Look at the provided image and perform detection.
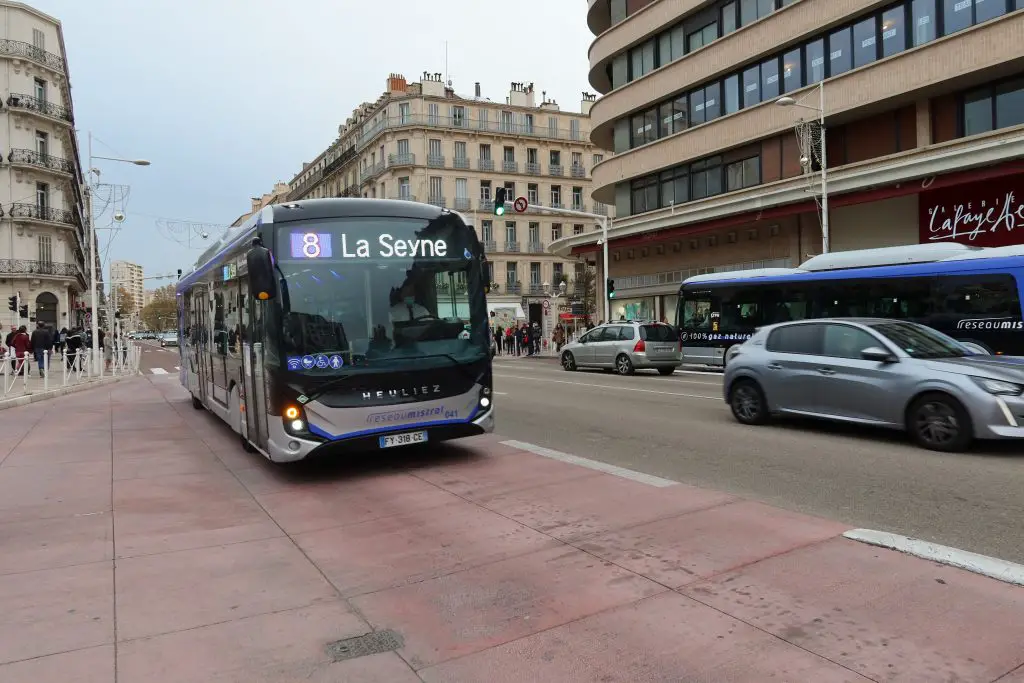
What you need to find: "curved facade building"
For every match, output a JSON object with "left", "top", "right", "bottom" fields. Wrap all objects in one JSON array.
[{"left": 555, "top": 0, "right": 1024, "bottom": 324}]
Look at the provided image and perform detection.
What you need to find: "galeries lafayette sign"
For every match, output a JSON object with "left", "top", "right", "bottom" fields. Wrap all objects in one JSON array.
[{"left": 919, "top": 173, "right": 1024, "bottom": 248}]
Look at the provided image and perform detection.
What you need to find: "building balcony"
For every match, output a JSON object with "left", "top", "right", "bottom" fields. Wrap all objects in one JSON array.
[
  {"left": 353, "top": 114, "right": 591, "bottom": 153},
  {"left": 482, "top": 239, "right": 498, "bottom": 252},
  {"left": 342, "top": 185, "right": 359, "bottom": 197},
  {"left": 9, "top": 202, "right": 77, "bottom": 228},
  {"left": 528, "top": 283, "right": 545, "bottom": 295},
  {"left": 0, "top": 39, "right": 66, "bottom": 72},
  {"left": 571, "top": 165, "right": 587, "bottom": 178},
  {"left": 427, "top": 155, "right": 446, "bottom": 168},
  {"left": 571, "top": 203, "right": 585, "bottom": 212},
  {"left": 527, "top": 242, "right": 545, "bottom": 254},
  {"left": 502, "top": 160, "right": 519, "bottom": 173},
  {"left": 8, "top": 148, "right": 73, "bottom": 175},
  {"left": 478, "top": 158, "right": 494, "bottom": 171},
  {"left": 550, "top": 202, "right": 564, "bottom": 209},
  {"left": 505, "top": 241, "right": 521, "bottom": 252},
  {"left": 0, "top": 258, "right": 85, "bottom": 289},
  {"left": 549, "top": 164, "right": 563, "bottom": 176},
  {"left": 526, "top": 162, "right": 541, "bottom": 175},
  {"left": 359, "top": 161, "right": 385, "bottom": 183},
  {"left": 388, "top": 153, "right": 415, "bottom": 168},
  {"left": 592, "top": 202, "right": 608, "bottom": 215},
  {"left": 427, "top": 195, "right": 446, "bottom": 208},
  {"left": 504, "top": 282, "right": 523, "bottom": 295},
  {"left": 6, "top": 93, "right": 73, "bottom": 124},
  {"left": 453, "top": 157, "right": 470, "bottom": 169},
  {"left": 480, "top": 199, "right": 494, "bottom": 212},
  {"left": 453, "top": 197, "right": 472, "bottom": 211}
]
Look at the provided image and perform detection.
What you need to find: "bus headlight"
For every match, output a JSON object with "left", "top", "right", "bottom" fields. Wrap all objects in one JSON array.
[
  {"left": 283, "top": 405, "right": 309, "bottom": 435},
  {"left": 479, "top": 387, "right": 492, "bottom": 410}
]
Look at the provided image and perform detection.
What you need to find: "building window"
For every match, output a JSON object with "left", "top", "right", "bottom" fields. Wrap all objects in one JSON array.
[
  {"left": 573, "top": 224, "right": 584, "bottom": 236},
  {"left": 550, "top": 150, "right": 561, "bottom": 166},
  {"left": 399, "top": 103, "right": 410, "bottom": 123},
  {"left": 505, "top": 221, "right": 517, "bottom": 243},
  {"left": 398, "top": 177, "right": 410, "bottom": 199},
  {"left": 36, "top": 182, "right": 49, "bottom": 210},
  {"left": 35, "top": 130, "right": 48, "bottom": 156},
  {"left": 572, "top": 187, "right": 583, "bottom": 209},
  {"left": 630, "top": 176, "right": 658, "bottom": 213},
  {"left": 528, "top": 183, "right": 539, "bottom": 204},
  {"left": 828, "top": 26, "right": 853, "bottom": 77},
  {"left": 480, "top": 180, "right": 491, "bottom": 200},
  {"left": 480, "top": 144, "right": 491, "bottom": 160},
  {"left": 912, "top": 0, "right": 937, "bottom": 46},
  {"left": 572, "top": 151, "right": 583, "bottom": 168},
  {"left": 481, "top": 220, "right": 493, "bottom": 242},
  {"left": 530, "top": 263, "right": 541, "bottom": 285},
  {"left": 570, "top": 119, "right": 581, "bottom": 140},
  {"left": 528, "top": 222, "right": 540, "bottom": 245},
  {"left": 506, "top": 262, "right": 518, "bottom": 285},
  {"left": 659, "top": 167, "right": 689, "bottom": 207},
  {"left": 501, "top": 111, "right": 513, "bottom": 133},
  {"left": 524, "top": 114, "right": 534, "bottom": 133},
  {"left": 687, "top": 23, "right": 717, "bottom": 52},
  {"left": 553, "top": 263, "right": 563, "bottom": 283},
  {"left": 961, "top": 76, "right": 1024, "bottom": 137},
  {"left": 881, "top": 6, "right": 907, "bottom": 57},
  {"left": 428, "top": 176, "right": 443, "bottom": 200},
  {"left": 34, "top": 78, "right": 46, "bottom": 102},
  {"left": 551, "top": 223, "right": 562, "bottom": 241},
  {"left": 38, "top": 235, "right": 52, "bottom": 263},
  {"left": 455, "top": 178, "right": 468, "bottom": 200},
  {"left": 452, "top": 106, "right": 466, "bottom": 126},
  {"left": 631, "top": 107, "right": 658, "bottom": 146},
  {"left": 629, "top": 40, "right": 656, "bottom": 80},
  {"left": 726, "top": 156, "right": 761, "bottom": 191},
  {"left": 963, "top": 87, "right": 993, "bottom": 136},
  {"left": 503, "top": 146, "right": 515, "bottom": 162},
  {"left": 852, "top": 16, "right": 878, "bottom": 68},
  {"left": 551, "top": 185, "right": 562, "bottom": 206},
  {"left": 806, "top": 38, "right": 826, "bottom": 83},
  {"left": 428, "top": 103, "right": 439, "bottom": 124},
  {"left": 742, "top": 65, "right": 761, "bottom": 107},
  {"left": 528, "top": 148, "right": 539, "bottom": 164},
  {"left": 593, "top": 153, "right": 604, "bottom": 165},
  {"left": 690, "top": 157, "right": 723, "bottom": 200},
  {"left": 942, "top": 0, "right": 973, "bottom": 35},
  {"left": 454, "top": 141, "right": 467, "bottom": 160},
  {"left": 32, "top": 28, "right": 44, "bottom": 50}
]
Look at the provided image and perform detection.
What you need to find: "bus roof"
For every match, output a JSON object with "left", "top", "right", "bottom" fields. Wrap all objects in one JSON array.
[{"left": 681, "top": 243, "right": 1024, "bottom": 290}]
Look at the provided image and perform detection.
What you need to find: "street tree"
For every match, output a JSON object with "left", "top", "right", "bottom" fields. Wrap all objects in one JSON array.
[{"left": 141, "top": 285, "right": 176, "bottom": 331}]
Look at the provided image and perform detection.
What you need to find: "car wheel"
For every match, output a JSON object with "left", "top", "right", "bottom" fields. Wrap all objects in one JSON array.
[
  {"left": 615, "top": 354, "right": 634, "bottom": 376},
  {"left": 730, "top": 379, "right": 769, "bottom": 425},
  {"left": 657, "top": 367, "right": 674, "bottom": 376},
  {"left": 561, "top": 351, "right": 577, "bottom": 371},
  {"left": 907, "top": 393, "right": 973, "bottom": 452}
]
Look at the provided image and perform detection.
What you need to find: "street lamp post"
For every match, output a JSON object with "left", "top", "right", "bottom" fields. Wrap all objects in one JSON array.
[
  {"left": 84, "top": 131, "right": 150, "bottom": 374},
  {"left": 776, "top": 82, "right": 828, "bottom": 254}
]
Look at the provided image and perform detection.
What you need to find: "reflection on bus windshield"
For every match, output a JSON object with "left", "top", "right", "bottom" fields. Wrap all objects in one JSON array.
[{"left": 279, "top": 262, "right": 486, "bottom": 370}]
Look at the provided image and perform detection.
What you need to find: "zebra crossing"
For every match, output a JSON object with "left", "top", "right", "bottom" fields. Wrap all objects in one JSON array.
[{"left": 148, "top": 366, "right": 180, "bottom": 375}]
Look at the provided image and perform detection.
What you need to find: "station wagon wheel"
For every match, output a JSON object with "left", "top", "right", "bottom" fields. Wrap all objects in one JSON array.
[
  {"left": 615, "top": 353, "right": 634, "bottom": 376},
  {"left": 730, "top": 379, "right": 768, "bottom": 425},
  {"left": 908, "top": 393, "right": 973, "bottom": 452},
  {"left": 561, "top": 351, "right": 577, "bottom": 371}
]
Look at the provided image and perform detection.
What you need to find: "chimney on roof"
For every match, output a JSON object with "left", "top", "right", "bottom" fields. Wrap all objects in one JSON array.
[
  {"left": 387, "top": 73, "right": 408, "bottom": 93},
  {"left": 580, "top": 91, "right": 597, "bottom": 116},
  {"left": 474, "top": 82, "right": 481, "bottom": 98}
]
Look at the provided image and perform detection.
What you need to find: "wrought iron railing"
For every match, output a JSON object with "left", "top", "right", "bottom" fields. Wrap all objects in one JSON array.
[
  {"left": 8, "top": 148, "right": 73, "bottom": 174},
  {"left": 9, "top": 202, "right": 77, "bottom": 226},
  {"left": 353, "top": 114, "right": 590, "bottom": 153},
  {"left": 388, "top": 153, "right": 415, "bottom": 167},
  {"left": 0, "top": 40, "right": 65, "bottom": 71},
  {"left": 453, "top": 197, "right": 471, "bottom": 210},
  {"left": 6, "top": 93, "right": 72, "bottom": 122},
  {"left": 0, "top": 258, "right": 81, "bottom": 278}
]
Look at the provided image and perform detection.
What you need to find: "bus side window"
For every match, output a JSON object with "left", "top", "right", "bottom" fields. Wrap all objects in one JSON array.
[
  {"left": 683, "top": 299, "right": 711, "bottom": 329},
  {"left": 938, "top": 275, "right": 1021, "bottom": 321}
]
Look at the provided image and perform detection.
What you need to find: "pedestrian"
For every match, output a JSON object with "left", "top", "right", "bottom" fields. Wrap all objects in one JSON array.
[
  {"left": 56, "top": 327, "right": 67, "bottom": 357},
  {"left": 11, "top": 325, "right": 30, "bottom": 376},
  {"left": 493, "top": 325, "right": 503, "bottom": 356},
  {"left": 65, "top": 327, "right": 83, "bottom": 371},
  {"left": 30, "top": 321, "right": 52, "bottom": 378}
]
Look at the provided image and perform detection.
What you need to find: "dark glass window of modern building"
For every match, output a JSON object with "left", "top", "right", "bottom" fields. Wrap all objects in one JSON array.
[{"left": 961, "top": 75, "right": 1024, "bottom": 136}]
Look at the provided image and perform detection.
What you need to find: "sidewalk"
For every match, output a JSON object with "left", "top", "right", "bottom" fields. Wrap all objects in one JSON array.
[
  {"left": 0, "top": 356, "right": 135, "bottom": 410},
  {"left": 0, "top": 376, "right": 1022, "bottom": 682}
]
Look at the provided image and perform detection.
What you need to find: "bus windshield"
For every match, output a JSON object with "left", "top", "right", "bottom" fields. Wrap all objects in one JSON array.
[{"left": 274, "top": 214, "right": 488, "bottom": 374}]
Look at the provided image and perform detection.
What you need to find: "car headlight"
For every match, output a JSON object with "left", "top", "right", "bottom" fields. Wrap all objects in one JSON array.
[{"left": 971, "top": 377, "right": 1024, "bottom": 396}]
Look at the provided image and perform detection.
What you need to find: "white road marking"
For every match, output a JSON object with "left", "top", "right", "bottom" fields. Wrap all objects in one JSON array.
[
  {"left": 493, "top": 358, "right": 721, "bottom": 385},
  {"left": 150, "top": 368, "right": 169, "bottom": 375},
  {"left": 494, "top": 391, "right": 509, "bottom": 395},
  {"left": 501, "top": 439, "right": 678, "bottom": 488},
  {"left": 675, "top": 369, "right": 723, "bottom": 377},
  {"left": 493, "top": 373, "right": 720, "bottom": 401},
  {"left": 842, "top": 529, "right": 1024, "bottom": 586}
]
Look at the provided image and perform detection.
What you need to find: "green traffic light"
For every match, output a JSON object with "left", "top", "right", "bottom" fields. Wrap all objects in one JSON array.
[{"left": 495, "top": 205, "right": 505, "bottom": 216}]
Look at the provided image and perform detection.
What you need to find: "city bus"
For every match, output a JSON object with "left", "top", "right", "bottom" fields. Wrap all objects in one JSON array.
[
  {"left": 677, "top": 243, "right": 1024, "bottom": 367},
  {"left": 175, "top": 198, "right": 494, "bottom": 462}
]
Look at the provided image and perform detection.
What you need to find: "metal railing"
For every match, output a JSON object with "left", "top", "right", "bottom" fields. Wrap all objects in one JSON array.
[
  {"left": 0, "top": 39, "right": 65, "bottom": 71},
  {"left": 571, "top": 165, "right": 587, "bottom": 178},
  {"left": 502, "top": 160, "right": 519, "bottom": 173},
  {"left": 482, "top": 239, "right": 498, "bottom": 252},
  {"left": 354, "top": 114, "right": 590, "bottom": 152},
  {"left": 8, "top": 148, "right": 74, "bottom": 174},
  {"left": 549, "top": 164, "right": 564, "bottom": 176},
  {"left": 9, "top": 202, "right": 78, "bottom": 226},
  {"left": 526, "top": 162, "right": 541, "bottom": 175},
  {"left": 389, "top": 194, "right": 416, "bottom": 201},
  {"left": 592, "top": 203, "right": 609, "bottom": 215},
  {"left": 388, "top": 153, "right": 415, "bottom": 167},
  {"left": 427, "top": 195, "right": 446, "bottom": 208},
  {"left": 453, "top": 197, "right": 472, "bottom": 210},
  {"left": 527, "top": 242, "right": 545, "bottom": 253},
  {"left": 359, "top": 161, "right": 385, "bottom": 182},
  {"left": 505, "top": 241, "right": 520, "bottom": 252},
  {"left": 1, "top": 342, "right": 140, "bottom": 399},
  {"left": 453, "top": 157, "right": 470, "bottom": 169},
  {"left": 6, "top": 93, "right": 72, "bottom": 122},
  {"left": 478, "top": 158, "right": 494, "bottom": 171},
  {"left": 0, "top": 258, "right": 82, "bottom": 280},
  {"left": 427, "top": 155, "right": 446, "bottom": 168}
]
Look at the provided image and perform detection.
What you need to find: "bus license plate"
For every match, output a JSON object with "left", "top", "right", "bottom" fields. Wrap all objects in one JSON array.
[{"left": 379, "top": 431, "right": 428, "bottom": 449}]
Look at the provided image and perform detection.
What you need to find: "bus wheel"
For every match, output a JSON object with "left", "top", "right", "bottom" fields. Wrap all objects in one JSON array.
[
  {"left": 730, "top": 379, "right": 768, "bottom": 425},
  {"left": 907, "top": 393, "right": 973, "bottom": 452},
  {"left": 239, "top": 434, "right": 256, "bottom": 453},
  {"left": 191, "top": 394, "right": 203, "bottom": 410},
  {"left": 561, "top": 351, "right": 577, "bottom": 371}
]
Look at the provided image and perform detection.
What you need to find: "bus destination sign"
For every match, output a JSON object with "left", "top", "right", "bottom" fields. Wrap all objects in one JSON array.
[{"left": 289, "top": 231, "right": 452, "bottom": 260}]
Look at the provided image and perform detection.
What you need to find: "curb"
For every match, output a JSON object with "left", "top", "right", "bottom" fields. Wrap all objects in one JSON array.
[
  {"left": 0, "top": 373, "right": 138, "bottom": 411},
  {"left": 843, "top": 528, "right": 1024, "bottom": 586}
]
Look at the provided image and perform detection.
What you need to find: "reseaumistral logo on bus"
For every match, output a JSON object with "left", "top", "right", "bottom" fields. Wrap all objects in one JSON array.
[{"left": 956, "top": 317, "right": 1024, "bottom": 331}]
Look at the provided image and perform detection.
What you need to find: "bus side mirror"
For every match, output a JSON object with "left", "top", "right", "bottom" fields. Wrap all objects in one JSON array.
[{"left": 247, "top": 246, "right": 276, "bottom": 301}]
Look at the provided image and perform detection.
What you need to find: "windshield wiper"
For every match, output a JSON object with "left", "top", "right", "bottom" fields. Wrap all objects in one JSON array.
[{"left": 299, "top": 372, "right": 358, "bottom": 404}]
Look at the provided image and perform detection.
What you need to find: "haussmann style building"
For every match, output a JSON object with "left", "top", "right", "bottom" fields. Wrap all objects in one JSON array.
[
  {"left": 285, "top": 72, "right": 614, "bottom": 332},
  {"left": 0, "top": 1, "right": 89, "bottom": 331},
  {"left": 549, "top": 0, "right": 1024, "bottom": 324}
]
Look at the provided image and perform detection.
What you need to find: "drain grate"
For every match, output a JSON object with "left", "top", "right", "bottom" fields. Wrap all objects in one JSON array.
[{"left": 326, "top": 629, "right": 403, "bottom": 662}]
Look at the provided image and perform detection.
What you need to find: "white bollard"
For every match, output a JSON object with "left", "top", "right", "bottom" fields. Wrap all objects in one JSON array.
[{"left": 42, "top": 351, "right": 48, "bottom": 392}]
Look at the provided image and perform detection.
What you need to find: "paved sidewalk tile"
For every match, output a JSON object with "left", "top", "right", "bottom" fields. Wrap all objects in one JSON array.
[
  {"left": 0, "top": 512, "right": 112, "bottom": 575},
  {"left": 0, "top": 461, "right": 111, "bottom": 524},
  {"left": 419, "top": 592, "right": 863, "bottom": 683},
  {"left": 680, "top": 536, "right": 1024, "bottom": 682},
  {"left": 352, "top": 545, "right": 665, "bottom": 670},
  {"left": 0, "top": 645, "right": 114, "bottom": 683}
]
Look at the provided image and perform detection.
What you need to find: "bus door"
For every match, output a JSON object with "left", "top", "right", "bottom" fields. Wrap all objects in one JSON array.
[
  {"left": 241, "top": 293, "right": 270, "bottom": 452},
  {"left": 193, "top": 287, "right": 211, "bottom": 406}
]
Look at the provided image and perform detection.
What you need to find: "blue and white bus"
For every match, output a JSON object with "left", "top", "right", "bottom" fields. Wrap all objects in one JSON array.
[
  {"left": 677, "top": 243, "right": 1024, "bottom": 366},
  {"left": 176, "top": 198, "right": 494, "bottom": 462}
]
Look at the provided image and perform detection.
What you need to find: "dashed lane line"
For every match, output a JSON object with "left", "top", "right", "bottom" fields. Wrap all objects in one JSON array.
[
  {"left": 150, "top": 368, "right": 169, "bottom": 375},
  {"left": 500, "top": 439, "right": 678, "bottom": 488}
]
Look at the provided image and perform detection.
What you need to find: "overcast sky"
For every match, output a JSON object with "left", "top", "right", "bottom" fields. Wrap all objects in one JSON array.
[{"left": 32, "top": 0, "right": 594, "bottom": 283}]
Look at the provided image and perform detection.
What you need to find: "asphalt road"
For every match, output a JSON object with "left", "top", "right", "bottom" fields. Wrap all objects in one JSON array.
[{"left": 492, "top": 356, "right": 1024, "bottom": 565}]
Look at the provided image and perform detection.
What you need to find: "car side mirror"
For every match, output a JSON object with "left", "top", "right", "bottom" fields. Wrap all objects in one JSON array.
[{"left": 861, "top": 346, "right": 896, "bottom": 363}]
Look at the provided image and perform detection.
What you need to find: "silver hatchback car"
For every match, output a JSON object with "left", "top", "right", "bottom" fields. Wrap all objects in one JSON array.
[
  {"left": 561, "top": 320, "right": 682, "bottom": 375},
  {"left": 723, "top": 318, "right": 1024, "bottom": 452}
]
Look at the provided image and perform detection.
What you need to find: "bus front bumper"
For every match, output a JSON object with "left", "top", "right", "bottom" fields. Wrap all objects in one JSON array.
[{"left": 265, "top": 407, "right": 494, "bottom": 463}]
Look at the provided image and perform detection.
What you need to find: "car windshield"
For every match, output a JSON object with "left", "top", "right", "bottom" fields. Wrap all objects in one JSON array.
[
  {"left": 274, "top": 214, "right": 488, "bottom": 374},
  {"left": 868, "top": 321, "right": 969, "bottom": 359}
]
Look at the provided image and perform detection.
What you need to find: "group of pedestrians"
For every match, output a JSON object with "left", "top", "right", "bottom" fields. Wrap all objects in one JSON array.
[
  {"left": 492, "top": 321, "right": 568, "bottom": 357},
  {"left": 1, "top": 323, "right": 96, "bottom": 378}
]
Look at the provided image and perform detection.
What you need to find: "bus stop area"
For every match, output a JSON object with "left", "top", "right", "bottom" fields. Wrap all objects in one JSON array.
[{"left": 1, "top": 375, "right": 1023, "bottom": 683}]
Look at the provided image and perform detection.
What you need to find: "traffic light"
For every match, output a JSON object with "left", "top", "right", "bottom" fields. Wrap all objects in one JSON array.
[
  {"left": 493, "top": 187, "right": 507, "bottom": 216},
  {"left": 177, "top": 268, "right": 182, "bottom": 279},
  {"left": 18, "top": 305, "right": 28, "bottom": 318},
  {"left": 607, "top": 279, "right": 616, "bottom": 299},
  {"left": 7, "top": 295, "right": 16, "bottom": 312}
]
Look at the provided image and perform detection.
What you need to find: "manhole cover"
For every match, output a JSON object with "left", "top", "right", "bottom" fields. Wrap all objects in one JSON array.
[{"left": 326, "top": 629, "right": 403, "bottom": 662}]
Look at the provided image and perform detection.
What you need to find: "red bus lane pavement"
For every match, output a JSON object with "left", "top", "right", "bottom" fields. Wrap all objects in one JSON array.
[{"left": 0, "top": 375, "right": 1022, "bottom": 683}]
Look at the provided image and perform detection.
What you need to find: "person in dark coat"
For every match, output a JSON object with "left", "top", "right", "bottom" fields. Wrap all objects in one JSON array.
[{"left": 30, "top": 321, "right": 53, "bottom": 377}]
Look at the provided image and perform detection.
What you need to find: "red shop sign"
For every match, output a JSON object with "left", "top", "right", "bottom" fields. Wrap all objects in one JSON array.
[{"left": 919, "top": 173, "right": 1024, "bottom": 247}]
